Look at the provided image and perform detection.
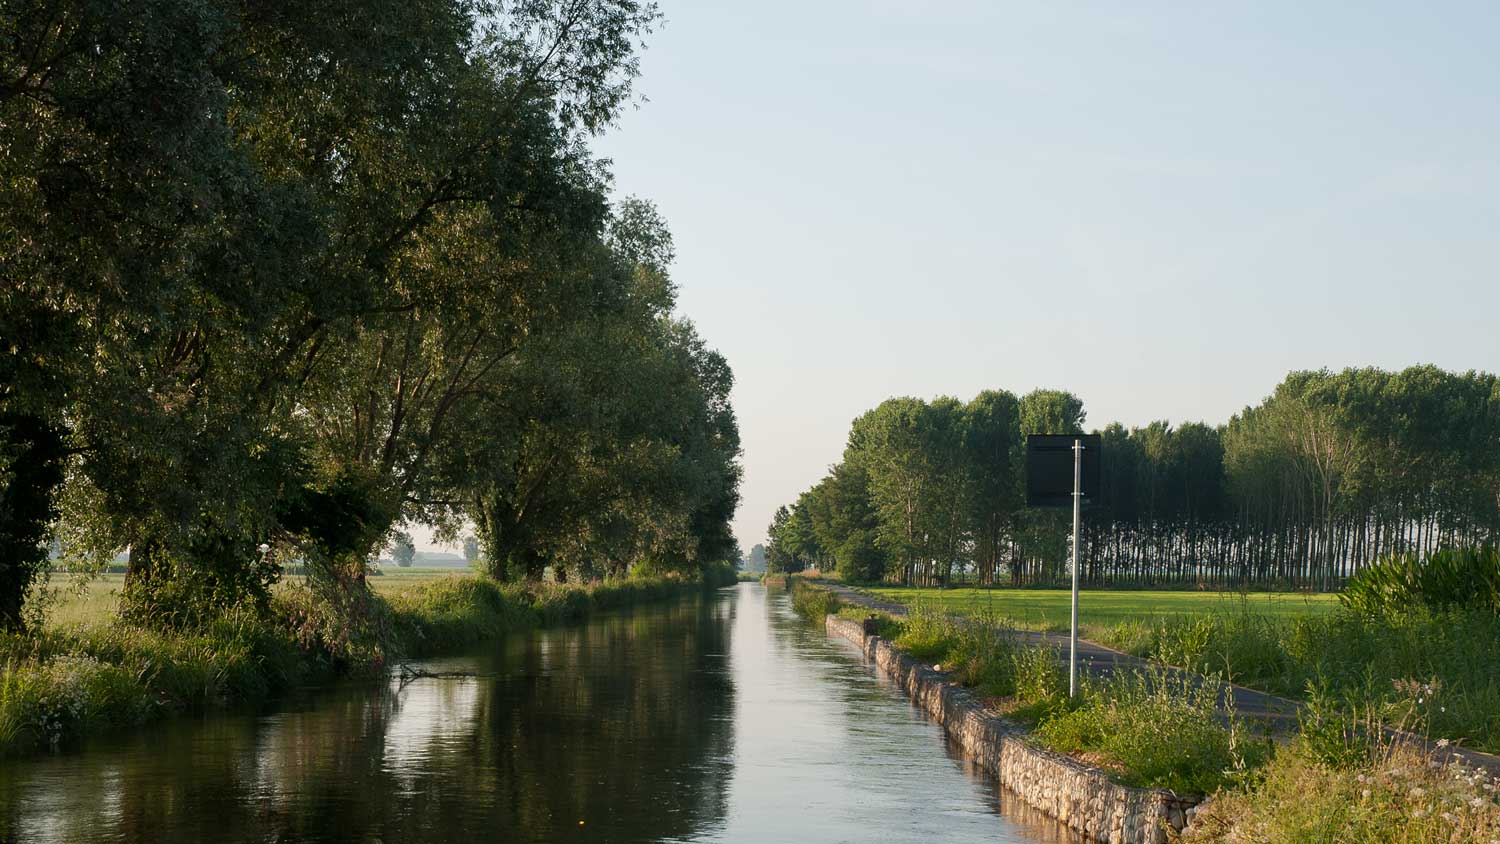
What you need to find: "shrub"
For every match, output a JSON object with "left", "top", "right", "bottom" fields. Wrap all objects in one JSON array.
[
  {"left": 1341, "top": 546, "right": 1500, "bottom": 618},
  {"left": 1035, "top": 665, "right": 1261, "bottom": 794},
  {"left": 789, "top": 578, "right": 841, "bottom": 622}
]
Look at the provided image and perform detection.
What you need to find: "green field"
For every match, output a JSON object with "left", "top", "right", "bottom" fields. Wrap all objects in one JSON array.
[
  {"left": 859, "top": 586, "right": 1339, "bottom": 635},
  {"left": 43, "top": 567, "right": 464, "bottom": 629}
]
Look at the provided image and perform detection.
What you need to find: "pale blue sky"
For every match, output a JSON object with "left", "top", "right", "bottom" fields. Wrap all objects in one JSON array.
[
  {"left": 435, "top": 2, "right": 1500, "bottom": 554},
  {"left": 588, "top": 1, "right": 1500, "bottom": 553}
]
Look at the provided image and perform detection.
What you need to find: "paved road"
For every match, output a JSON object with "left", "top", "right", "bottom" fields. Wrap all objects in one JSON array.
[{"left": 821, "top": 582, "right": 1500, "bottom": 775}]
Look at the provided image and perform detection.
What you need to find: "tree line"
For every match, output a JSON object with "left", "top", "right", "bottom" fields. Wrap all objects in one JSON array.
[
  {"left": 766, "top": 367, "right": 1500, "bottom": 590},
  {"left": 0, "top": 0, "right": 740, "bottom": 632}
]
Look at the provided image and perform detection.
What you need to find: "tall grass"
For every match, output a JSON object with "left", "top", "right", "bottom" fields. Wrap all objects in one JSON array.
[
  {"left": 891, "top": 602, "right": 1067, "bottom": 703},
  {"left": 1095, "top": 603, "right": 1500, "bottom": 753},
  {"left": 1034, "top": 665, "right": 1263, "bottom": 794},
  {"left": 867, "top": 601, "right": 1247, "bottom": 791},
  {"left": 1187, "top": 674, "right": 1500, "bottom": 842},
  {"left": 1184, "top": 737, "right": 1500, "bottom": 843},
  {"left": 788, "top": 578, "right": 841, "bottom": 622}
]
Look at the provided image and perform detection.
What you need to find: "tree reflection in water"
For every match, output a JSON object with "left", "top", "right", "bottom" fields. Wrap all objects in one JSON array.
[{"left": 0, "top": 595, "right": 735, "bottom": 844}]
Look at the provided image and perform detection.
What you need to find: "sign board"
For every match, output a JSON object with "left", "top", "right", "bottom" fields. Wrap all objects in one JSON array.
[{"left": 1025, "top": 434, "right": 1102, "bottom": 508}]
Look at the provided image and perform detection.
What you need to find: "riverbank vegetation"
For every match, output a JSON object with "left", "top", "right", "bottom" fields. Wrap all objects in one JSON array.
[
  {"left": 798, "top": 548, "right": 1500, "bottom": 838},
  {"left": 811, "top": 597, "right": 1256, "bottom": 794},
  {"left": 0, "top": 568, "right": 733, "bottom": 754},
  {"left": 860, "top": 585, "right": 1337, "bottom": 633},
  {"left": 787, "top": 577, "right": 841, "bottom": 622},
  {"left": 1184, "top": 737, "right": 1500, "bottom": 843},
  {"left": 766, "top": 367, "right": 1500, "bottom": 589},
  {"left": 0, "top": 1, "right": 743, "bottom": 753}
]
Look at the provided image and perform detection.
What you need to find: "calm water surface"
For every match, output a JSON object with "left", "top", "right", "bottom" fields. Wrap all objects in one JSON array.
[{"left": 0, "top": 583, "right": 1073, "bottom": 843}]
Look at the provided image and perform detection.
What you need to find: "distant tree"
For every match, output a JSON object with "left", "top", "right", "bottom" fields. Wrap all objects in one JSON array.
[
  {"left": 746, "top": 543, "right": 768, "bottom": 572},
  {"left": 390, "top": 531, "right": 416, "bottom": 568},
  {"left": 765, "top": 506, "right": 804, "bottom": 575},
  {"left": 463, "top": 535, "right": 481, "bottom": 566}
]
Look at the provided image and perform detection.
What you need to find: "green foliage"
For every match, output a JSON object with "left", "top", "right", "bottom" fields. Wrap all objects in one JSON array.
[
  {"left": 1098, "top": 602, "right": 1500, "bottom": 752},
  {"left": 884, "top": 604, "right": 1068, "bottom": 710},
  {"left": 789, "top": 579, "right": 841, "bottom": 622},
  {"left": 1011, "top": 642, "right": 1069, "bottom": 709},
  {"left": 1183, "top": 739, "right": 1500, "bottom": 844},
  {"left": 0, "top": 570, "right": 719, "bottom": 755},
  {"left": 1035, "top": 666, "right": 1261, "bottom": 794},
  {"left": 833, "top": 529, "right": 886, "bottom": 583},
  {"left": 389, "top": 531, "right": 416, "bottom": 568},
  {"left": 2, "top": 0, "right": 735, "bottom": 633},
  {"left": 871, "top": 600, "right": 1268, "bottom": 790},
  {"left": 768, "top": 365, "right": 1500, "bottom": 591},
  {"left": 1341, "top": 546, "right": 1500, "bottom": 618},
  {"left": 0, "top": 413, "right": 66, "bottom": 631},
  {"left": 835, "top": 605, "right": 905, "bottom": 638},
  {"left": 119, "top": 524, "right": 285, "bottom": 630}
]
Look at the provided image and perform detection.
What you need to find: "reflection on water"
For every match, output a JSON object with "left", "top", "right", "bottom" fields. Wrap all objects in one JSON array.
[{"left": 0, "top": 584, "right": 1073, "bottom": 843}]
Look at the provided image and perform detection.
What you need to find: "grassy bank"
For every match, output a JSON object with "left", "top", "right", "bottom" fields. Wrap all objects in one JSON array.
[
  {"left": 1092, "top": 606, "right": 1500, "bottom": 754},
  {"left": 855, "top": 581, "right": 1499, "bottom": 753},
  {"left": 793, "top": 587, "right": 1255, "bottom": 795},
  {"left": 0, "top": 567, "right": 736, "bottom": 756},
  {"left": 1185, "top": 736, "right": 1500, "bottom": 843},
  {"left": 860, "top": 585, "right": 1337, "bottom": 633},
  {"left": 800, "top": 575, "right": 1500, "bottom": 838}
]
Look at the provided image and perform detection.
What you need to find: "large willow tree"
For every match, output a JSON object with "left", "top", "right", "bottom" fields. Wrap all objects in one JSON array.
[{"left": 1, "top": 0, "right": 742, "bottom": 631}]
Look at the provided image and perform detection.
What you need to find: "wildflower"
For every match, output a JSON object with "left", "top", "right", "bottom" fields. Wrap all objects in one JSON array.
[{"left": 1437, "top": 738, "right": 1450, "bottom": 748}]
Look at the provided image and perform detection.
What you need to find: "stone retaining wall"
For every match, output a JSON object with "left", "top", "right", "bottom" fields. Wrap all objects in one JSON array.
[{"left": 825, "top": 614, "right": 1200, "bottom": 844}]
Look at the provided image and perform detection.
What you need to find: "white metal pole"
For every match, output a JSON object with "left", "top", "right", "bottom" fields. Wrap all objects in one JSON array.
[{"left": 1070, "top": 437, "right": 1082, "bottom": 698}]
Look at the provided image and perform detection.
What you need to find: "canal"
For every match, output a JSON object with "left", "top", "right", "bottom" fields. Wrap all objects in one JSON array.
[{"left": 0, "top": 583, "right": 1073, "bottom": 843}]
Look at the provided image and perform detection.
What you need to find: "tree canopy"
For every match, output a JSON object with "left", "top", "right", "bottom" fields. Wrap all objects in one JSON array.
[
  {"left": 0, "top": 0, "right": 740, "bottom": 632},
  {"left": 768, "top": 367, "right": 1500, "bottom": 590}
]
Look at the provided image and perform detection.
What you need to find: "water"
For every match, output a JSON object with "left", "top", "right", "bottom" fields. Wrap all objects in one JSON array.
[{"left": 0, "top": 584, "right": 1074, "bottom": 843}]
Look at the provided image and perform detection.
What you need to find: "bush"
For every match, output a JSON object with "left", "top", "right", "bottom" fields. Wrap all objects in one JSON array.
[
  {"left": 789, "top": 578, "right": 841, "bottom": 621},
  {"left": 1035, "top": 665, "right": 1261, "bottom": 794},
  {"left": 1341, "top": 546, "right": 1500, "bottom": 618}
]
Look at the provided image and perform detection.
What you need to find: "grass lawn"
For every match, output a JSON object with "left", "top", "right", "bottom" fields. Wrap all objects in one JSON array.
[
  {"left": 860, "top": 586, "right": 1339, "bottom": 635},
  {"left": 42, "top": 567, "right": 464, "bottom": 630}
]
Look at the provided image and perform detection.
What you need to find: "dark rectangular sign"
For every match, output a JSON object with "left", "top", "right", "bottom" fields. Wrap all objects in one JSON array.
[{"left": 1025, "top": 434, "right": 1102, "bottom": 508}]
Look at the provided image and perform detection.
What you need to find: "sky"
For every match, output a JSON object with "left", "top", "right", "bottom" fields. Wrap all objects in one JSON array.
[{"left": 433, "top": 1, "right": 1500, "bottom": 554}]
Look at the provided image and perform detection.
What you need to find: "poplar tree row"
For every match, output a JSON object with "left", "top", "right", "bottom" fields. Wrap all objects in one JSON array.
[
  {"left": 0, "top": 0, "right": 741, "bottom": 632},
  {"left": 767, "top": 366, "right": 1500, "bottom": 590}
]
